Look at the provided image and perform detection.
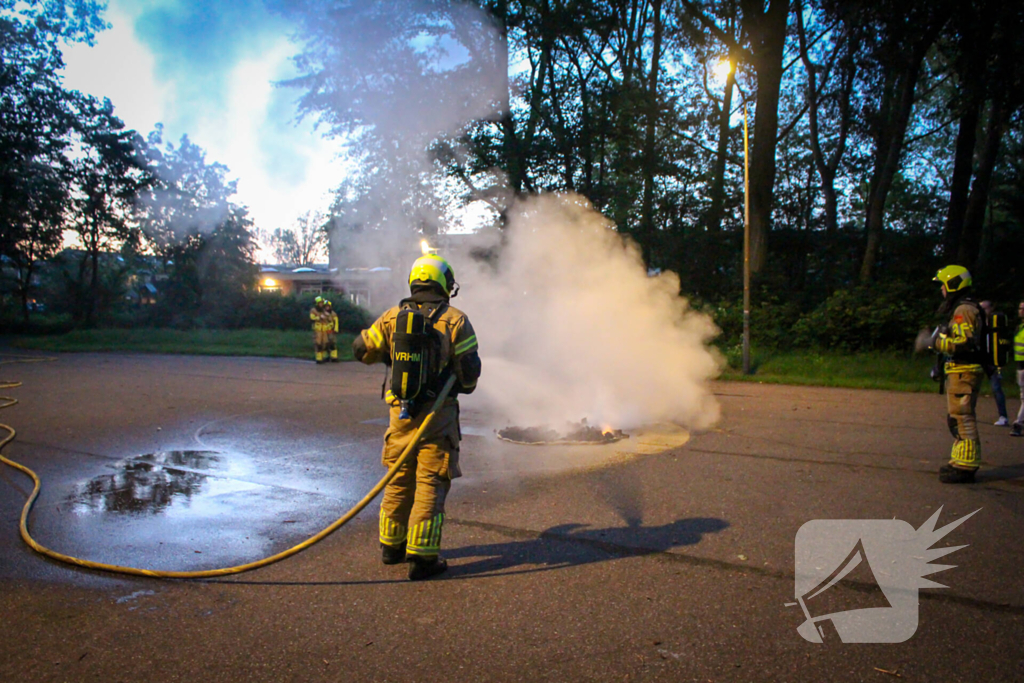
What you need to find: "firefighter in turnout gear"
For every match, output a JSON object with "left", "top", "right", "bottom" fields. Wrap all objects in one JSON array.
[
  {"left": 931, "top": 266, "right": 985, "bottom": 483},
  {"left": 352, "top": 253, "right": 481, "bottom": 580},
  {"left": 310, "top": 296, "right": 330, "bottom": 364},
  {"left": 324, "top": 299, "right": 340, "bottom": 362}
]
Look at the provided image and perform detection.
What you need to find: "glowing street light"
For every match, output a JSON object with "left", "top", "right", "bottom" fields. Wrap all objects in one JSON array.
[{"left": 714, "top": 58, "right": 734, "bottom": 81}]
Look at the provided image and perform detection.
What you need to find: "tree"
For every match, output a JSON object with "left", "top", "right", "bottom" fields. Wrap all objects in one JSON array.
[
  {"left": 952, "top": 2, "right": 1024, "bottom": 268},
  {"left": 5, "top": 161, "right": 66, "bottom": 321},
  {"left": 677, "top": 0, "right": 790, "bottom": 275},
  {"left": 266, "top": 210, "right": 329, "bottom": 265},
  {"left": 67, "top": 95, "right": 150, "bottom": 325},
  {"left": 939, "top": 0, "right": 996, "bottom": 260},
  {"left": 0, "top": 0, "right": 109, "bottom": 46},
  {"left": 133, "top": 130, "right": 257, "bottom": 327},
  {"left": 154, "top": 206, "right": 256, "bottom": 327},
  {"left": 0, "top": 17, "right": 75, "bottom": 320},
  {"left": 856, "top": 0, "right": 951, "bottom": 283},
  {"left": 279, "top": 0, "right": 507, "bottom": 237},
  {"left": 135, "top": 127, "right": 238, "bottom": 259}
]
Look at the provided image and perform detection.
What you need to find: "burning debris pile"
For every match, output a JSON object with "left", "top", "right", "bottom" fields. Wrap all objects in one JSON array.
[{"left": 496, "top": 419, "right": 628, "bottom": 446}]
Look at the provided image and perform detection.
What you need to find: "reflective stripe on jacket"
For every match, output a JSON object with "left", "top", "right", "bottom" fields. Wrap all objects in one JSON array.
[{"left": 937, "top": 301, "right": 985, "bottom": 374}]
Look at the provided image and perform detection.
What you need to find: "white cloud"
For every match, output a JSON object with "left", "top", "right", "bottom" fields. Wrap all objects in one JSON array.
[
  {"left": 59, "top": 2, "right": 351, "bottom": 240},
  {"left": 60, "top": 5, "right": 171, "bottom": 134},
  {"left": 188, "top": 40, "right": 349, "bottom": 231}
]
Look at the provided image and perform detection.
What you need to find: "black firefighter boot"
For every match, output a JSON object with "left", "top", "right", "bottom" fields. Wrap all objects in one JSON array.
[
  {"left": 381, "top": 542, "right": 407, "bottom": 565},
  {"left": 408, "top": 555, "right": 448, "bottom": 581},
  {"left": 939, "top": 466, "right": 976, "bottom": 484}
]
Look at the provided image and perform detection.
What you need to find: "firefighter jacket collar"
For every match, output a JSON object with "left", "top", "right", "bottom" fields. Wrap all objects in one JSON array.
[{"left": 402, "top": 287, "right": 449, "bottom": 309}]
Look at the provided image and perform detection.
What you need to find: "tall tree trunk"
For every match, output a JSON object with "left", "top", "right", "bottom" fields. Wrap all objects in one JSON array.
[
  {"left": 580, "top": 70, "right": 593, "bottom": 196},
  {"left": 858, "top": 23, "right": 941, "bottom": 284},
  {"left": 942, "top": 3, "right": 994, "bottom": 259},
  {"left": 740, "top": 0, "right": 789, "bottom": 275},
  {"left": 87, "top": 219, "right": 100, "bottom": 327},
  {"left": 639, "top": 0, "right": 663, "bottom": 254},
  {"left": 17, "top": 254, "right": 34, "bottom": 324},
  {"left": 957, "top": 99, "right": 1009, "bottom": 267},
  {"left": 942, "top": 99, "right": 981, "bottom": 259},
  {"left": 491, "top": 0, "right": 526, "bottom": 197}
]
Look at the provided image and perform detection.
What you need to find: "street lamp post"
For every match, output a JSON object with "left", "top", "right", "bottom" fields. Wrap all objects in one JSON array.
[
  {"left": 716, "top": 57, "right": 751, "bottom": 374},
  {"left": 742, "top": 103, "right": 751, "bottom": 375}
]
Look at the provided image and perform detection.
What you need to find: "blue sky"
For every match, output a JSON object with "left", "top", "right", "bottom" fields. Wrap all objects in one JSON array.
[{"left": 60, "top": 0, "right": 350, "bottom": 236}]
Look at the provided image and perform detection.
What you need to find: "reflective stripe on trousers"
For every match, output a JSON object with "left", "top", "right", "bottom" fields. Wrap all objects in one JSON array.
[{"left": 947, "top": 371, "right": 982, "bottom": 469}]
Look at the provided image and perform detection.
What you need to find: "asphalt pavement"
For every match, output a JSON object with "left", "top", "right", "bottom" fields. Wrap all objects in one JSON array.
[{"left": 1, "top": 351, "right": 1022, "bottom": 682}]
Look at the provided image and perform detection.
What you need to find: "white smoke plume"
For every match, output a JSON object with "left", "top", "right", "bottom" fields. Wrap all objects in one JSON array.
[
  {"left": 285, "top": 1, "right": 723, "bottom": 430},
  {"left": 459, "top": 194, "right": 722, "bottom": 431}
]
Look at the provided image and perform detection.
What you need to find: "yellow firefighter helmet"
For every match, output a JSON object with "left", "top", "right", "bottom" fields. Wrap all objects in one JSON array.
[
  {"left": 408, "top": 254, "right": 458, "bottom": 296},
  {"left": 934, "top": 265, "right": 972, "bottom": 293}
]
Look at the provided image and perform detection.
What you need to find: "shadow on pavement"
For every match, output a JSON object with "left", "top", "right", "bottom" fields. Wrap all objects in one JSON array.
[
  {"left": 444, "top": 517, "right": 730, "bottom": 579},
  {"left": 977, "top": 462, "right": 1024, "bottom": 483},
  {"left": 209, "top": 517, "right": 729, "bottom": 586}
]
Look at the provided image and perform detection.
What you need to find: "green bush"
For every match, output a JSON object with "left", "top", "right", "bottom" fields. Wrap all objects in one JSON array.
[
  {"left": 706, "top": 281, "right": 938, "bottom": 353},
  {"left": 117, "top": 290, "right": 371, "bottom": 333},
  {"left": 708, "top": 289, "right": 803, "bottom": 351},
  {"left": 791, "top": 282, "right": 934, "bottom": 351},
  {"left": 226, "top": 291, "right": 371, "bottom": 332}
]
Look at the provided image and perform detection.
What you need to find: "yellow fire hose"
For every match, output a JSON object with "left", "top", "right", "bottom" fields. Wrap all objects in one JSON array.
[{"left": 0, "top": 354, "right": 456, "bottom": 579}]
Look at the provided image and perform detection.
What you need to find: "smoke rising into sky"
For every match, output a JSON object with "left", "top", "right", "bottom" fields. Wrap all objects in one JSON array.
[
  {"left": 460, "top": 194, "right": 722, "bottom": 430},
  {"left": 281, "top": 0, "right": 723, "bottom": 430},
  {"left": 281, "top": 0, "right": 509, "bottom": 267}
]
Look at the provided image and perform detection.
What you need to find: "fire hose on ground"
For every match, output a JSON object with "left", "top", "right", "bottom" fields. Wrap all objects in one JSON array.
[{"left": 0, "top": 355, "right": 457, "bottom": 579}]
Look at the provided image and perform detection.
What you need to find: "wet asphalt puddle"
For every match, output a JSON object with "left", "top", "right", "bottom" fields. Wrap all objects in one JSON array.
[
  {"left": 41, "top": 449, "right": 365, "bottom": 574},
  {"left": 67, "top": 451, "right": 230, "bottom": 517},
  {"left": 66, "top": 448, "right": 264, "bottom": 518},
  {"left": 35, "top": 422, "right": 691, "bottom": 576}
]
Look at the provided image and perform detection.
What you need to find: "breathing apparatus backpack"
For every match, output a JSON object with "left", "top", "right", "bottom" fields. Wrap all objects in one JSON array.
[
  {"left": 390, "top": 302, "right": 446, "bottom": 420},
  {"left": 941, "top": 297, "right": 1009, "bottom": 369},
  {"left": 986, "top": 310, "right": 1012, "bottom": 368}
]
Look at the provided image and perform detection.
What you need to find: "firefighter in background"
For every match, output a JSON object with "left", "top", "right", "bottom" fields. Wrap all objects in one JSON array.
[
  {"left": 930, "top": 266, "right": 986, "bottom": 484},
  {"left": 1012, "top": 300, "right": 1024, "bottom": 437},
  {"left": 324, "top": 298, "right": 340, "bottom": 362},
  {"left": 310, "top": 296, "right": 329, "bottom": 364},
  {"left": 352, "top": 253, "right": 480, "bottom": 580}
]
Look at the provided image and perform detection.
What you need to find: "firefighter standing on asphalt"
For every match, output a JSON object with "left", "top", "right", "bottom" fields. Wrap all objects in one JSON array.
[
  {"left": 310, "top": 296, "right": 330, "bottom": 364},
  {"left": 930, "top": 266, "right": 986, "bottom": 484},
  {"left": 324, "top": 299, "right": 340, "bottom": 362},
  {"left": 352, "top": 253, "right": 481, "bottom": 580},
  {"left": 1012, "top": 300, "right": 1024, "bottom": 437}
]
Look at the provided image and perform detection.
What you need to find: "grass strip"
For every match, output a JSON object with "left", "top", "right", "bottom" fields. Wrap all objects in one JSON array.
[
  {"left": 720, "top": 349, "right": 1012, "bottom": 394},
  {"left": 11, "top": 328, "right": 355, "bottom": 361}
]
